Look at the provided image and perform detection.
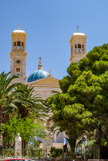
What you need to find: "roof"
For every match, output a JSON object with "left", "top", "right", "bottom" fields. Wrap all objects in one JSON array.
[
  {"left": 73, "top": 32, "right": 86, "bottom": 36},
  {"left": 12, "top": 29, "right": 26, "bottom": 33}
]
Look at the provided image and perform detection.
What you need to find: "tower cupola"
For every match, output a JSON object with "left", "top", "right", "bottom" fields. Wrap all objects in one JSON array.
[
  {"left": 11, "top": 24, "right": 27, "bottom": 52},
  {"left": 70, "top": 26, "right": 87, "bottom": 63}
]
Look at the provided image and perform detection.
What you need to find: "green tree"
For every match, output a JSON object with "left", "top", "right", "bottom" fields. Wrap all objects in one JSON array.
[
  {"left": 48, "top": 44, "right": 108, "bottom": 158},
  {"left": 0, "top": 115, "right": 45, "bottom": 155}
]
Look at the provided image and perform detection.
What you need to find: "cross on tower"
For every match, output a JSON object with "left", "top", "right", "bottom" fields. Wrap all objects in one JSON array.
[
  {"left": 77, "top": 25, "right": 79, "bottom": 32},
  {"left": 18, "top": 23, "right": 20, "bottom": 30}
]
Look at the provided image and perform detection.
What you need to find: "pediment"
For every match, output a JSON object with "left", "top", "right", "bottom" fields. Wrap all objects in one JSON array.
[{"left": 27, "top": 75, "right": 60, "bottom": 87}]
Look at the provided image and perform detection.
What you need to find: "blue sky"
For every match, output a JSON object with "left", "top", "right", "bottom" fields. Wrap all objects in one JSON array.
[{"left": 0, "top": 0, "right": 108, "bottom": 79}]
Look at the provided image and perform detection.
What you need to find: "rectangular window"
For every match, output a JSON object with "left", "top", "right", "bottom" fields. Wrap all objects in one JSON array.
[{"left": 16, "top": 68, "right": 20, "bottom": 72}]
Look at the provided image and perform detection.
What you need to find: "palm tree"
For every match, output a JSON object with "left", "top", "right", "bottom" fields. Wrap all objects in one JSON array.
[
  {"left": 4, "top": 84, "right": 48, "bottom": 120},
  {"left": 3, "top": 84, "right": 48, "bottom": 155},
  {"left": 0, "top": 71, "right": 20, "bottom": 126}
]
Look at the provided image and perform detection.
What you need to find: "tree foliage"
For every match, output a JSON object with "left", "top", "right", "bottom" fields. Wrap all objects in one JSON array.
[
  {"left": 0, "top": 115, "right": 45, "bottom": 147},
  {"left": 0, "top": 71, "right": 48, "bottom": 123},
  {"left": 48, "top": 44, "right": 108, "bottom": 157},
  {"left": 3, "top": 84, "right": 48, "bottom": 120},
  {"left": 0, "top": 72, "right": 20, "bottom": 126}
]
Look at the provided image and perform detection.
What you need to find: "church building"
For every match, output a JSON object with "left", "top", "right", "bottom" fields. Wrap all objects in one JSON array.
[{"left": 10, "top": 25, "right": 87, "bottom": 149}]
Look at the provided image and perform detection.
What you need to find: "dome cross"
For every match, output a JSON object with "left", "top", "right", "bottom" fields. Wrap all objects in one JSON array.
[
  {"left": 39, "top": 56, "right": 42, "bottom": 62},
  {"left": 77, "top": 25, "right": 79, "bottom": 33}
]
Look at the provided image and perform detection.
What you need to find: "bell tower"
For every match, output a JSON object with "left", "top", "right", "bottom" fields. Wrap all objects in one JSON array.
[
  {"left": 10, "top": 24, "right": 27, "bottom": 83},
  {"left": 70, "top": 26, "right": 87, "bottom": 63}
]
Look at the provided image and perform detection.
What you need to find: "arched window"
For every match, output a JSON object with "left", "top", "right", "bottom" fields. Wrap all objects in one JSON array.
[
  {"left": 75, "top": 44, "right": 77, "bottom": 48},
  {"left": 17, "top": 41, "right": 20, "bottom": 49},
  {"left": 82, "top": 45, "right": 84, "bottom": 52},
  {"left": 78, "top": 44, "right": 81, "bottom": 48},
  {"left": 75, "top": 44, "right": 79, "bottom": 53},
  {"left": 82, "top": 45, "right": 84, "bottom": 48},
  {"left": 16, "top": 68, "right": 20, "bottom": 76},
  {"left": 14, "top": 42, "right": 16, "bottom": 49}
]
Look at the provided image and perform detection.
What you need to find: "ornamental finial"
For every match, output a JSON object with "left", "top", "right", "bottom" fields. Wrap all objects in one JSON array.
[
  {"left": 18, "top": 23, "right": 20, "bottom": 30},
  {"left": 39, "top": 56, "right": 42, "bottom": 62},
  {"left": 38, "top": 57, "right": 43, "bottom": 70},
  {"left": 77, "top": 25, "right": 79, "bottom": 32}
]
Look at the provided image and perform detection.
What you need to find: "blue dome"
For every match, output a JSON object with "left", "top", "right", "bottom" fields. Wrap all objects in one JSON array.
[{"left": 27, "top": 69, "right": 49, "bottom": 82}]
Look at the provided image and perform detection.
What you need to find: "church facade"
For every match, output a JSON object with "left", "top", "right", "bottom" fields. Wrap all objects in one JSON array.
[{"left": 10, "top": 25, "right": 87, "bottom": 149}]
